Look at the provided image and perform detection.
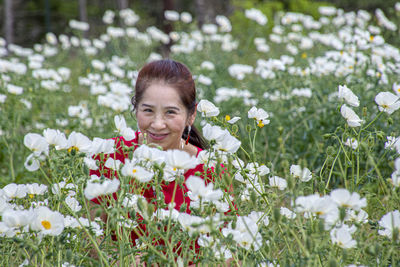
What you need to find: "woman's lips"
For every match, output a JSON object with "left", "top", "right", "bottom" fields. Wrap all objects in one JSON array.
[{"left": 148, "top": 132, "right": 168, "bottom": 141}]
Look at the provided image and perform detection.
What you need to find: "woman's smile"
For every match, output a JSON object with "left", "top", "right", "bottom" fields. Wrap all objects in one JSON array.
[{"left": 147, "top": 131, "right": 169, "bottom": 141}]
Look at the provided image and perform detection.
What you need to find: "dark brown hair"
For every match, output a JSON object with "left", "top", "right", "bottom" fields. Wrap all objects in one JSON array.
[{"left": 132, "top": 59, "right": 207, "bottom": 149}]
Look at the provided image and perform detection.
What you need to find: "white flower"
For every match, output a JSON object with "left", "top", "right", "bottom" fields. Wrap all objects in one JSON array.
[
  {"left": 197, "top": 74, "right": 212, "bottom": 85},
  {"left": 391, "top": 158, "right": 400, "bottom": 187},
  {"left": 216, "top": 15, "right": 232, "bottom": 32},
  {"left": 84, "top": 175, "right": 120, "bottom": 200},
  {"left": 228, "top": 64, "right": 253, "bottom": 80},
  {"left": 214, "top": 131, "right": 241, "bottom": 153},
  {"left": 114, "top": 115, "right": 135, "bottom": 140},
  {"left": 245, "top": 8, "right": 268, "bottom": 26},
  {"left": 121, "top": 159, "right": 154, "bottom": 183},
  {"left": 338, "top": 85, "right": 359, "bottom": 107},
  {"left": 330, "top": 189, "right": 366, "bottom": 211},
  {"left": 344, "top": 138, "right": 359, "bottom": 150},
  {"left": 378, "top": 210, "right": 400, "bottom": 240},
  {"left": 164, "top": 10, "right": 179, "bottom": 21},
  {"left": 222, "top": 216, "right": 263, "bottom": 251},
  {"left": 65, "top": 195, "right": 82, "bottom": 212},
  {"left": 197, "top": 100, "right": 220, "bottom": 117},
  {"left": 248, "top": 106, "right": 270, "bottom": 127},
  {"left": 24, "top": 153, "right": 41, "bottom": 172},
  {"left": 2, "top": 183, "right": 27, "bottom": 199},
  {"left": 43, "top": 128, "right": 67, "bottom": 150},
  {"left": 69, "top": 20, "right": 89, "bottom": 31},
  {"left": 340, "top": 105, "right": 364, "bottom": 127},
  {"left": 2, "top": 208, "right": 32, "bottom": 228},
  {"left": 0, "top": 94, "right": 6, "bottom": 103},
  {"left": 186, "top": 176, "right": 223, "bottom": 202},
  {"left": 133, "top": 144, "right": 166, "bottom": 165},
  {"left": 200, "top": 61, "right": 215, "bottom": 70},
  {"left": 280, "top": 207, "right": 297, "bottom": 219},
  {"left": 226, "top": 116, "right": 241, "bottom": 124},
  {"left": 30, "top": 206, "right": 65, "bottom": 236},
  {"left": 84, "top": 157, "right": 98, "bottom": 170},
  {"left": 90, "top": 138, "right": 115, "bottom": 154},
  {"left": 7, "top": 84, "right": 23, "bottom": 95},
  {"left": 165, "top": 149, "right": 199, "bottom": 171},
  {"left": 66, "top": 132, "right": 92, "bottom": 154},
  {"left": 180, "top": 12, "right": 192, "bottom": 23},
  {"left": 104, "top": 158, "right": 122, "bottom": 170},
  {"left": 202, "top": 124, "right": 227, "bottom": 142},
  {"left": 330, "top": 224, "right": 357, "bottom": 249},
  {"left": 248, "top": 211, "right": 269, "bottom": 226},
  {"left": 290, "top": 165, "right": 312, "bottom": 182},
  {"left": 374, "top": 92, "right": 400, "bottom": 115},
  {"left": 202, "top": 24, "right": 218, "bottom": 35},
  {"left": 25, "top": 183, "right": 47, "bottom": 197},
  {"left": 24, "top": 133, "right": 49, "bottom": 156},
  {"left": 269, "top": 176, "right": 287, "bottom": 190},
  {"left": 385, "top": 136, "right": 400, "bottom": 150}
]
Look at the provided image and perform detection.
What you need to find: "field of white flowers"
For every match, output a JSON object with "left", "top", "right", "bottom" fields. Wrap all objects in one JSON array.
[{"left": 1, "top": 4, "right": 400, "bottom": 266}]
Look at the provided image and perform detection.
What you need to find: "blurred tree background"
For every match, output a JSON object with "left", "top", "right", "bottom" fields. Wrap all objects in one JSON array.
[{"left": 0, "top": 0, "right": 398, "bottom": 47}]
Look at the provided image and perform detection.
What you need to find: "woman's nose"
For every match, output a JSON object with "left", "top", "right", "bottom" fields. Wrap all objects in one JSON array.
[{"left": 151, "top": 115, "right": 166, "bottom": 129}]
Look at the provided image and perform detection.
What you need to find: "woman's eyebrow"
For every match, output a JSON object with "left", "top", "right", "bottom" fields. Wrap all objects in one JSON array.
[
  {"left": 165, "top": 106, "right": 180, "bottom": 111},
  {"left": 141, "top": 103, "right": 180, "bottom": 111},
  {"left": 141, "top": 103, "right": 153, "bottom": 107}
]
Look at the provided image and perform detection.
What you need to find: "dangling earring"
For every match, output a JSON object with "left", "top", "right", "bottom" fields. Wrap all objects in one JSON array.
[{"left": 185, "top": 125, "right": 191, "bottom": 145}]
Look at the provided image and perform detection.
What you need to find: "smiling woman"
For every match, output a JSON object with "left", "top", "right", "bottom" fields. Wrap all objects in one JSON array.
[
  {"left": 133, "top": 59, "right": 207, "bottom": 151},
  {"left": 89, "top": 59, "right": 225, "bottom": 264}
]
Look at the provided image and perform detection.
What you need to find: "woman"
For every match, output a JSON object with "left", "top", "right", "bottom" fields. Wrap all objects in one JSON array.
[{"left": 89, "top": 59, "right": 217, "bottom": 264}]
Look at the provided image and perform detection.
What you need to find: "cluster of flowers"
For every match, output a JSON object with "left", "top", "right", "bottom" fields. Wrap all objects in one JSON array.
[
  {"left": 0, "top": 182, "right": 102, "bottom": 238},
  {"left": 338, "top": 84, "right": 400, "bottom": 130}
]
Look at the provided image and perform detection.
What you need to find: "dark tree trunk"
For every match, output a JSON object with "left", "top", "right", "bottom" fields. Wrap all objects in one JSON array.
[
  {"left": 4, "top": 0, "right": 14, "bottom": 45},
  {"left": 79, "top": 0, "right": 88, "bottom": 37},
  {"left": 117, "top": 0, "right": 129, "bottom": 9},
  {"left": 195, "top": 0, "right": 206, "bottom": 28},
  {"left": 162, "top": 0, "right": 174, "bottom": 57}
]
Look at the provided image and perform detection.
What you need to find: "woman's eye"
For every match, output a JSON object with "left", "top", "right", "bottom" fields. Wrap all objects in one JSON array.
[
  {"left": 143, "top": 109, "right": 152, "bottom": 112},
  {"left": 166, "top": 110, "right": 177, "bottom": 115}
]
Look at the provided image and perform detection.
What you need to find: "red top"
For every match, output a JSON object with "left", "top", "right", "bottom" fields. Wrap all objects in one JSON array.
[
  {"left": 89, "top": 133, "right": 219, "bottom": 250},
  {"left": 89, "top": 133, "right": 211, "bottom": 214}
]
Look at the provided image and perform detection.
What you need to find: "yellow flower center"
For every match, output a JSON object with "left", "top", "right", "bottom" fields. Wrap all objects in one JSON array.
[
  {"left": 173, "top": 167, "right": 177, "bottom": 171},
  {"left": 41, "top": 220, "right": 52, "bottom": 230},
  {"left": 370, "top": 35, "right": 374, "bottom": 41},
  {"left": 225, "top": 115, "right": 231, "bottom": 121},
  {"left": 68, "top": 146, "right": 79, "bottom": 153},
  {"left": 340, "top": 50, "right": 344, "bottom": 55},
  {"left": 301, "top": 52, "right": 307, "bottom": 59},
  {"left": 132, "top": 169, "right": 137, "bottom": 174},
  {"left": 397, "top": 88, "right": 400, "bottom": 93},
  {"left": 257, "top": 121, "right": 265, "bottom": 128},
  {"left": 381, "top": 104, "right": 388, "bottom": 108},
  {"left": 29, "top": 194, "right": 34, "bottom": 199}
]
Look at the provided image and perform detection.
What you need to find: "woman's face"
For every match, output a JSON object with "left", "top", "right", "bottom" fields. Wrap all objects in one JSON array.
[{"left": 136, "top": 82, "right": 195, "bottom": 150}]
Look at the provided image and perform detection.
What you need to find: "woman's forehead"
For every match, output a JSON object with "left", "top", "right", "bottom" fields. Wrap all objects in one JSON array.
[{"left": 140, "top": 83, "right": 184, "bottom": 107}]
